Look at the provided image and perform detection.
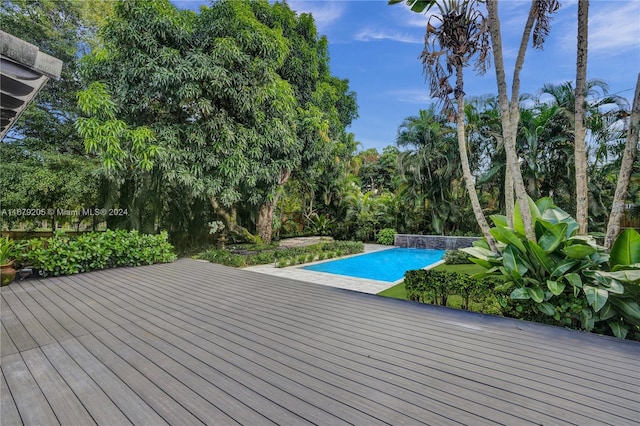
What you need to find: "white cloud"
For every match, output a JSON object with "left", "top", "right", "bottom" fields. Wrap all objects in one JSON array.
[
  {"left": 555, "top": 1, "right": 640, "bottom": 54},
  {"left": 588, "top": 2, "right": 640, "bottom": 52},
  {"left": 388, "top": 89, "right": 434, "bottom": 104},
  {"left": 354, "top": 28, "right": 422, "bottom": 44},
  {"left": 287, "top": 1, "right": 346, "bottom": 32}
]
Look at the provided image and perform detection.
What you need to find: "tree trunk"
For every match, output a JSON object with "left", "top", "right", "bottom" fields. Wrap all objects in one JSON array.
[
  {"left": 209, "top": 197, "right": 258, "bottom": 243},
  {"left": 255, "top": 169, "right": 292, "bottom": 245},
  {"left": 574, "top": 0, "right": 589, "bottom": 234},
  {"left": 505, "top": 158, "right": 514, "bottom": 227},
  {"left": 605, "top": 73, "right": 640, "bottom": 249},
  {"left": 486, "top": 0, "right": 537, "bottom": 242},
  {"left": 256, "top": 201, "right": 276, "bottom": 244},
  {"left": 455, "top": 65, "right": 498, "bottom": 252}
]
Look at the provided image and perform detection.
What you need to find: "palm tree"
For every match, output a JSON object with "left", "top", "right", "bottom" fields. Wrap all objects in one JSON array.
[
  {"left": 397, "top": 108, "right": 455, "bottom": 233},
  {"left": 486, "top": 0, "right": 560, "bottom": 242},
  {"left": 605, "top": 73, "right": 640, "bottom": 249},
  {"left": 418, "top": 0, "right": 497, "bottom": 249},
  {"left": 574, "top": 0, "right": 589, "bottom": 234}
]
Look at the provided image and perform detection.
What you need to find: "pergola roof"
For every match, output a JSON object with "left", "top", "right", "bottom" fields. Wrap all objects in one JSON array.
[{"left": 0, "top": 30, "right": 63, "bottom": 140}]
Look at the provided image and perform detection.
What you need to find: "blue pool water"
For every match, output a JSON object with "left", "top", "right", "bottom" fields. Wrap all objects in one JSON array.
[{"left": 302, "top": 248, "right": 445, "bottom": 282}]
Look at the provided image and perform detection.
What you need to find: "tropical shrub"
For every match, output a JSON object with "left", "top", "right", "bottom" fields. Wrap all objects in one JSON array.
[
  {"left": 22, "top": 230, "right": 176, "bottom": 277},
  {"left": 376, "top": 228, "right": 397, "bottom": 245},
  {"left": 404, "top": 269, "right": 499, "bottom": 312},
  {"left": 198, "top": 241, "right": 364, "bottom": 268},
  {"left": 444, "top": 249, "right": 473, "bottom": 264},
  {"left": 462, "top": 197, "right": 640, "bottom": 339}
]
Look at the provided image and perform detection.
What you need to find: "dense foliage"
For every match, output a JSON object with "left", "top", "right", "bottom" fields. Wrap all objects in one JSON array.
[
  {"left": 76, "top": 0, "right": 357, "bottom": 247},
  {"left": 404, "top": 269, "right": 500, "bottom": 312},
  {"left": 463, "top": 198, "right": 640, "bottom": 339},
  {"left": 17, "top": 230, "right": 175, "bottom": 276},
  {"left": 197, "top": 241, "right": 363, "bottom": 268}
]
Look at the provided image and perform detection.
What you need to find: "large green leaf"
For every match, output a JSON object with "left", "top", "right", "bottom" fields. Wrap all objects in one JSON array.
[
  {"left": 527, "top": 241, "right": 554, "bottom": 273},
  {"left": 610, "top": 229, "right": 640, "bottom": 269},
  {"left": 583, "top": 285, "right": 608, "bottom": 312},
  {"left": 537, "top": 222, "right": 567, "bottom": 253},
  {"left": 608, "top": 322, "right": 629, "bottom": 339},
  {"left": 563, "top": 244, "right": 596, "bottom": 259},
  {"left": 535, "top": 197, "right": 555, "bottom": 214},
  {"left": 598, "top": 303, "right": 617, "bottom": 321},
  {"left": 490, "top": 226, "right": 526, "bottom": 253},
  {"left": 461, "top": 246, "right": 499, "bottom": 262},
  {"left": 469, "top": 257, "right": 494, "bottom": 269},
  {"left": 609, "top": 298, "right": 640, "bottom": 321},
  {"left": 541, "top": 206, "right": 579, "bottom": 237},
  {"left": 595, "top": 269, "right": 640, "bottom": 284},
  {"left": 510, "top": 287, "right": 530, "bottom": 299},
  {"left": 527, "top": 286, "right": 544, "bottom": 303},
  {"left": 546, "top": 280, "right": 565, "bottom": 296},
  {"left": 513, "top": 196, "right": 541, "bottom": 238},
  {"left": 387, "top": 0, "right": 436, "bottom": 13},
  {"left": 490, "top": 214, "right": 509, "bottom": 228},
  {"left": 564, "top": 273, "right": 582, "bottom": 289},
  {"left": 503, "top": 245, "right": 528, "bottom": 278},
  {"left": 538, "top": 302, "right": 556, "bottom": 316},
  {"left": 550, "top": 260, "right": 579, "bottom": 278}
]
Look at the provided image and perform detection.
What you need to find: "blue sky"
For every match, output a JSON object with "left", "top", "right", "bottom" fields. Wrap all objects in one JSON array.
[{"left": 173, "top": 0, "right": 640, "bottom": 151}]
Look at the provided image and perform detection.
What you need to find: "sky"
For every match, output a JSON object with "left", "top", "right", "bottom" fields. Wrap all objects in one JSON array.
[{"left": 172, "top": 0, "right": 640, "bottom": 152}]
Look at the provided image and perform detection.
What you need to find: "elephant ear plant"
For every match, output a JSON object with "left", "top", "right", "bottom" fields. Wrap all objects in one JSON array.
[{"left": 462, "top": 197, "right": 640, "bottom": 339}]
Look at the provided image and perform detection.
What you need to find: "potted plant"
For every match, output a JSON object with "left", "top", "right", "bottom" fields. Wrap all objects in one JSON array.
[{"left": 0, "top": 236, "right": 17, "bottom": 286}]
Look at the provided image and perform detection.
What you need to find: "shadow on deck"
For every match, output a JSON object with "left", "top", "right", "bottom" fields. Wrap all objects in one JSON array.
[{"left": 2, "top": 258, "right": 639, "bottom": 425}]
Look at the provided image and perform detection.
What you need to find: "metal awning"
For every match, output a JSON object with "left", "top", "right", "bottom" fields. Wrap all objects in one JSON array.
[{"left": 0, "top": 30, "right": 63, "bottom": 140}]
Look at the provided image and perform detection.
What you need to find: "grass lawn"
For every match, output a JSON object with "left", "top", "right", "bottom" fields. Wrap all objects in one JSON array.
[{"left": 377, "top": 263, "right": 486, "bottom": 301}]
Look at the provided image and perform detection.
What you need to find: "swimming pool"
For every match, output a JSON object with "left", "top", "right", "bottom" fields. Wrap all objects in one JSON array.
[{"left": 302, "top": 248, "right": 445, "bottom": 283}]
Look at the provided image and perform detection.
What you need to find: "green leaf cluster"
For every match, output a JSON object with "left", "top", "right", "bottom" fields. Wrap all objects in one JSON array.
[
  {"left": 376, "top": 228, "right": 397, "bottom": 245},
  {"left": 197, "top": 240, "right": 363, "bottom": 268},
  {"left": 404, "top": 269, "right": 500, "bottom": 311},
  {"left": 462, "top": 197, "right": 640, "bottom": 339},
  {"left": 20, "top": 230, "right": 176, "bottom": 277}
]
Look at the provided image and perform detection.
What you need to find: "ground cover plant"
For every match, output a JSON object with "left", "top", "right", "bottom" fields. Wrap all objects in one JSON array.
[
  {"left": 196, "top": 241, "right": 363, "bottom": 268},
  {"left": 15, "top": 230, "right": 176, "bottom": 277}
]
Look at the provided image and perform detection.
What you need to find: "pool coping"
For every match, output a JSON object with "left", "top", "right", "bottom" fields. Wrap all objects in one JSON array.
[{"left": 243, "top": 244, "right": 446, "bottom": 294}]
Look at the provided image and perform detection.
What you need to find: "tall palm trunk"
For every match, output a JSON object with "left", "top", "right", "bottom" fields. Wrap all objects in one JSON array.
[
  {"left": 605, "top": 73, "right": 640, "bottom": 249},
  {"left": 455, "top": 65, "right": 497, "bottom": 251},
  {"left": 486, "top": 0, "right": 541, "bottom": 242},
  {"left": 574, "top": 0, "right": 589, "bottom": 234}
]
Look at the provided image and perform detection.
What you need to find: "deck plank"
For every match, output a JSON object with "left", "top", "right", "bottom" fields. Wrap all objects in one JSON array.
[
  {"left": 20, "top": 347, "right": 96, "bottom": 425},
  {"left": 39, "top": 342, "right": 132, "bottom": 425},
  {"left": 6, "top": 285, "right": 74, "bottom": 343},
  {"left": 122, "top": 263, "right": 640, "bottom": 423},
  {"left": 58, "top": 338, "right": 169, "bottom": 426},
  {"left": 1, "top": 323, "right": 18, "bottom": 357},
  {"left": 1, "top": 369, "right": 22, "bottom": 426},
  {"left": 15, "top": 280, "right": 90, "bottom": 337},
  {"left": 76, "top": 333, "right": 204, "bottom": 425},
  {"left": 89, "top": 329, "right": 237, "bottom": 425},
  {"left": 1, "top": 296, "right": 38, "bottom": 353},
  {"left": 2, "top": 258, "right": 639, "bottom": 426},
  {"left": 2, "top": 353, "right": 59, "bottom": 425}
]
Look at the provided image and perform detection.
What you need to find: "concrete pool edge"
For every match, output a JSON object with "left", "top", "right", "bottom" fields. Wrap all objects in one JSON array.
[{"left": 243, "top": 244, "right": 446, "bottom": 294}]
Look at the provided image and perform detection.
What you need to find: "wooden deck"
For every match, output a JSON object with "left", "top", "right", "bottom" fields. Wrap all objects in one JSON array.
[{"left": 1, "top": 259, "right": 639, "bottom": 425}]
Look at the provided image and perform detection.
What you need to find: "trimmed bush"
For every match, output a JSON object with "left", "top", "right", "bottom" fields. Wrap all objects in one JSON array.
[
  {"left": 22, "top": 230, "right": 176, "bottom": 277},
  {"left": 197, "top": 240, "right": 364, "bottom": 268},
  {"left": 377, "top": 228, "right": 397, "bottom": 245},
  {"left": 404, "top": 269, "right": 499, "bottom": 313},
  {"left": 444, "top": 249, "right": 472, "bottom": 264}
]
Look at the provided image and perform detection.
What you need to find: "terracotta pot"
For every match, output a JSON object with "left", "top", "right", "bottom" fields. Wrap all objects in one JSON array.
[{"left": 1, "top": 261, "right": 16, "bottom": 286}]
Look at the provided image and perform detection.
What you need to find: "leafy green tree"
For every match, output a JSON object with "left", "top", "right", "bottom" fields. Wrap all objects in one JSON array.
[
  {"left": 0, "top": 0, "right": 108, "bottom": 228},
  {"left": 79, "top": 0, "right": 356, "bottom": 245}
]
